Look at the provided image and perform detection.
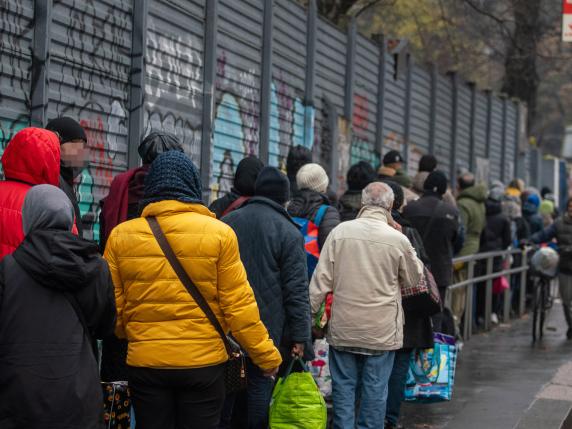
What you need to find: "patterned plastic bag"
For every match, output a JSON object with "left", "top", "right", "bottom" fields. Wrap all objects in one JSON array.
[
  {"left": 404, "top": 332, "right": 457, "bottom": 402},
  {"left": 102, "top": 381, "right": 132, "bottom": 429},
  {"left": 308, "top": 338, "right": 332, "bottom": 399}
]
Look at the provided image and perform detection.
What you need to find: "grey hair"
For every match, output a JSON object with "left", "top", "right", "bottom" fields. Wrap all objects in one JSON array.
[{"left": 362, "top": 182, "right": 394, "bottom": 210}]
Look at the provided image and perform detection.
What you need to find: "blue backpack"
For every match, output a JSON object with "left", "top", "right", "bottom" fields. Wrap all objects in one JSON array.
[{"left": 292, "top": 205, "right": 329, "bottom": 278}]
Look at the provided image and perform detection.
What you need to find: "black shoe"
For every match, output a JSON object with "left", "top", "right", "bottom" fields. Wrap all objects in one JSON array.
[{"left": 567, "top": 328, "right": 572, "bottom": 340}]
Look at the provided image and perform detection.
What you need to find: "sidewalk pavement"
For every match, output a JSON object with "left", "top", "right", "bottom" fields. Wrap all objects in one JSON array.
[{"left": 401, "top": 301, "right": 572, "bottom": 429}]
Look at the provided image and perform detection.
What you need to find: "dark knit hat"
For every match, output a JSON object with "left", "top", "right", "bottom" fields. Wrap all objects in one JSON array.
[
  {"left": 141, "top": 151, "right": 202, "bottom": 208},
  {"left": 424, "top": 170, "right": 448, "bottom": 196},
  {"left": 234, "top": 156, "right": 264, "bottom": 196},
  {"left": 347, "top": 161, "right": 376, "bottom": 191},
  {"left": 384, "top": 180, "right": 405, "bottom": 211},
  {"left": 46, "top": 117, "right": 87, "bottom": 144},
  {"left": 138, "top": 131, "right": 184, "bottom": 165},
  {"left": 419, "top": 154, "right": 437, "bottom": 173},
  {"left": 383, "top": 150, "right": 403, "bottom": 165},
  {"left": 255, "top": 167, "right": 290, "bottom": 205}
]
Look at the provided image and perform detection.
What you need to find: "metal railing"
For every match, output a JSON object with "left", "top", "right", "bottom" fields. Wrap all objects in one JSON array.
[{"left": 446, "top": 248, "right": 533, "bottom": 341}]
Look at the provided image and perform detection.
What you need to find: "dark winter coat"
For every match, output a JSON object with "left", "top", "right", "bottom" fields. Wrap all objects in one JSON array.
[
  {"left": 403, "top": 193, "right": 461, "bottom": 289},
  {"left": 480, "top": 199, "right": 512, "bottom": 272},
  {"left": 532, "top": 214, "right": 572, "bottom": 275},
  {"left": 0, "top": 231, "right": 116, "bottom": 429},
  {"left": 288, "top": 189, "right": 341, "bottom": 250},
  {"left": 209, "top": 189, "right": 243, "bottom": 218},
  {"left": 523, "top": 202, "right": 544, "bottom": 236},
  {"left": 338, "top": 189, "right": 362, "bottom": 222},
  {"left": 60, "top": 175, "right": 84, "bottom": 237},
  {"left": 223, "top": 197, "right": 311, "bottom": 351},
  {"left": 393, "top": 211, "right": 434, "bottom": 349}
]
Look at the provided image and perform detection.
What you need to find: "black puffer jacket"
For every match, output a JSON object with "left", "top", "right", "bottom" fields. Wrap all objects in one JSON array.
[
  {"left": 288, "top": 189, "right": 341, "bottom": 250},
  {"left": 393, "top": 211, "right": 433, "bottom": 349},
  {"left": 403, "top": 193, "right": 461, "bottom": 289},
  {"left": 223, "top": 197, "right": 311, "bottom": 354},
  {"left": 480, "top": 199, "right": 512, "bottom": 272},
  {"left": 0, "top": 230, "right": 115, "bottom": 429},
  {"left": 338, "top": 189, "right": 362, "bottom": 222}
]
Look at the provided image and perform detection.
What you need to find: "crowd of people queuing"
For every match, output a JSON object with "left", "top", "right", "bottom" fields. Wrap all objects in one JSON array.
[{"left": 0, "top": 119, "right": 569, "bottom": 429}]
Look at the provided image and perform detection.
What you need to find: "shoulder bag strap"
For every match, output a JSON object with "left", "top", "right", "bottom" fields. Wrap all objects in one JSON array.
[
  {"left": 63, "top": 291, "right": 98, "bottom": 358},
  {"left": 422, "top": 200, "right": 444, "bottom": 242},
  {"left": 313, "top": 204, "right": 329, "bottom": 227},
  {"left": 221, "top": 196, "right": 250, "bottom": 218},
  {"left": 146, "top": 216, "right": 233, "bottom": 357}
]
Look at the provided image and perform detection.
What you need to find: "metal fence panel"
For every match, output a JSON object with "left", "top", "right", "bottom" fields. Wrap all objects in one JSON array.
[
  {"left": 409, "top": 64, "right": 431, "bottom": 157},
  {"left": 434, "top": 74, "right": 453, "bottom": 175},
  {"left": 314, "top": 17, "right": 346, "bottom": 169},
  {"left": 382, "top": 53, "right": 407, "bottom": 157},
  {"left": 213, "top": 0, "right": 263, "bottom": 198},
  {"left": 0, "top": 0, "right": 34, "bottom": 162},
  {"left": 351, "top": 34, "right": 379, "bottom": 166},
  {"left": 49, "top": 0, "right": 132, "bottom": 241},
  {"left": 489, "top": 97, "right": 504, "bottom": 181},
  {"left": 505, "top": 102, "right": 517, "bottom": 182},
  {"left": 145, "top": 0, "right": 205, "bottom": 164},
  {"left": 456, "top": 83, "right": 472, "bottom": 172},
  {"left": 474, "top": 91, "right": 488, "bottom": 161},
  {"left": 270, "top": 0, "right": 307, "bottom": 169}
]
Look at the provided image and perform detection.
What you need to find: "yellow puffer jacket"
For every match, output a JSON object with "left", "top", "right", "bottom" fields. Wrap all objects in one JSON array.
[{"left": 104, "top": 200, "right": 282, "bottom": 371}]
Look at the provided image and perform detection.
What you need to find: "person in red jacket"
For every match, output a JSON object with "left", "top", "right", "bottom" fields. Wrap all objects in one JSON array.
[{"left": 0, "top": 128, "right": 61, "bottom": 260}]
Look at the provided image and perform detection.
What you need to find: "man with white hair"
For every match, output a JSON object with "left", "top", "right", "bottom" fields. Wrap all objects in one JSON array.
[{"left": 310, "top": 182, "right": 424, "bottom": 429}]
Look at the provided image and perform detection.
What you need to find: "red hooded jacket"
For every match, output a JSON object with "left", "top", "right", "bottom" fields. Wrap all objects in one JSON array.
[{"left": 0, "top": 128, "right": 61, "bottom": 259}]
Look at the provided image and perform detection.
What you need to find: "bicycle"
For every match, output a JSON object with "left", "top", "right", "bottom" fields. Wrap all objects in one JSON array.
[{"left": 531, "top": 271, "right": 554, "bottom": 343}]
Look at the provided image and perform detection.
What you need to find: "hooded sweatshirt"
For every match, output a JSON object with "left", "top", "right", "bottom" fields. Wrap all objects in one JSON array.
[
  {"left": 0, "top": 128, "right": 61, "bottom": 259},
  {"left": 0, "top": 185, "right": 115, "bottom": 429}
]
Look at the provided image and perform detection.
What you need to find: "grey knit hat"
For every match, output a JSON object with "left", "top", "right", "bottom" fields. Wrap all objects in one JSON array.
[{"left": 296, "top": 163, "right": 329, "bottom": 194}]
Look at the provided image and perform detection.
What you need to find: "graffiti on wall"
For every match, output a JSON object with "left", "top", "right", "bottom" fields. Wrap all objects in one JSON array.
[
  {"left": 350, "top": 93, "right": 379, "bottom": 168},
  {"left": 145, "top": 16, "right": 202, "bottom": 159}
]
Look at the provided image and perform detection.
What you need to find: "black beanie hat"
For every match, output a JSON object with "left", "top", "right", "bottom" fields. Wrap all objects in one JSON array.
[
  {"left": 347, "top": 161, "right": 376, "bottom": 191},
  {"left": 46, "top": 117, "right": 87, "bottom": 144},
  {"left": 383, "top": 150, "right": 403, "bottom": 165},
  {"left": 424, "top": 170, "right": 448, "bottom": 196},
  {"left": 255, "top": 167, "right": 290, "bottom": 205},
  {"left": 234, "top": 156, "right": 264, "bottom": 196},
  {"left": 419, "top": 154, "right": 437, "bottom": 173},
  {"left": 138, "top": 131, "right": 184, "bottom": 165},
  {"left": 141, "top": 151, "right": 202, "bottom": 208},
  {"left": 383, "top": 180, "right": 405, "bottom": 211}
]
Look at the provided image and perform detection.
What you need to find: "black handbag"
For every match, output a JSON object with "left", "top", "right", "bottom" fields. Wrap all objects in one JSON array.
[{"left": 146, "top": 217, "right": 247, "bottom": 394}]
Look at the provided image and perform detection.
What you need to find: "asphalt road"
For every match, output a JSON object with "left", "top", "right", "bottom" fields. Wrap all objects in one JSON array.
[{"left": 401, "top": 301, "right": 572, "bottom": 429}]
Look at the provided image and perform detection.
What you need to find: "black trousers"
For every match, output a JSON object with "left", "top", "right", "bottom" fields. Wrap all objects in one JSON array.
[{"left": 128, "top": 364, "right": 225, "bottom": 429}]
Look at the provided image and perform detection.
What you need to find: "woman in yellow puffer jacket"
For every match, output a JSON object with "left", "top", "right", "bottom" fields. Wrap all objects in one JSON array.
[{"left": 104, "top": 151, "right": 282, "bottom": 429}]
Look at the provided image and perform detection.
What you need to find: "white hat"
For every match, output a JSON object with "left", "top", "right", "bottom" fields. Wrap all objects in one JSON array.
[{"left": 296, "top": 163, "right": 329, "bottom": 194}]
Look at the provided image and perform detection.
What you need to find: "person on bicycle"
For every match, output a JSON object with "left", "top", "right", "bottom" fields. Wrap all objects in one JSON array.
[{"left": 532, "top": 199, "right": 572, "bottom": 339}]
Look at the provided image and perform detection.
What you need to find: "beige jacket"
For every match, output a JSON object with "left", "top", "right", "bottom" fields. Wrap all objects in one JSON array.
[{"left": 309, "top": 206, "right": 424, "bottom": 351}]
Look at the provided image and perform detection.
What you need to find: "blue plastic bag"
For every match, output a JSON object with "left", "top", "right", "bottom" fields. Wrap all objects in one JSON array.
[{"left": 404, "top": 332, "right": 457, "bottom": 402}]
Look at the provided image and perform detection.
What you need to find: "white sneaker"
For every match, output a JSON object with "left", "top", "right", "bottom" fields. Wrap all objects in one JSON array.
[{"left": 491, "top": 313, "right": 499, "bottom": 324}]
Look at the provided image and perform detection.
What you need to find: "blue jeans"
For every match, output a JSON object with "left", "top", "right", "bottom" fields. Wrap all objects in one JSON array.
[
  {"left": 329, "top": 347, "right": 395, "bottom": 429},
  {"left": 385, "top": 349, "right": 412, "bottom": 425},
  {"left": 218, "top": 358, "right": 274, "bottom": 429}
]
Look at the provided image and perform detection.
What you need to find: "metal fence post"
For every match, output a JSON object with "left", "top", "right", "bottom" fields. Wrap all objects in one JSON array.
[
  {"left": 259, "top": 0, "right": 274, "bottom": 164},
  {"left": 469, "top": 82, "right": 477, "bottom": 173},
  {"left": 500, "top": 95, "right": 508, "bottom": 182},
  {"left": 403, "top": 55, "right": 412, "bottom": 168},
  {"left": 428, "top": 63, "right": 438, "bottom": 156},
  {"left": 503, "top": 270, "right": 511, "bottom": 322},
  {"left": 485, "top": 90, "right": 493, "bottom": 159},
  {"left": 373, "top": 34, "right": 386, "bottom": 161},
  {"left": 449, "top": 71, "right": 458, "bottom": 185},
  {"left": 127, "top": 0, "right": 148, "bottom": 169},
  {"left": 304, "top": 0, "right": 317, "bottom": 148},
  {"left": 30, "top": 0, "right": 53, "bottom": 126},
  {"left": 514, "top": 100, "right": 521, "bottom": 180},
  {"left": 484, "top": 256, "right": 494, "bottom": 330},
  {"left": 200, "top": 0, "right": 218, "bottom": 194},
  {"left": 519, "top": 248, "right": 528, "bottom": 316},
  {"left": 345, "top": 19, "right": 357, "bottom": 122},
  {"left": 464, "top": 260, "right": 476, "bottom": 340}
]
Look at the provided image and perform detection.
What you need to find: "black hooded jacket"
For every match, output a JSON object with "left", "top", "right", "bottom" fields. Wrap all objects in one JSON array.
[
  {"left": 287, "top": 189, "right": 341, "bottom": 250},
  {"left": 0, "top": 230, "right": 115, "bottom": 428},
  {"left": 480, "top": 199, "right": 512, "bottom": 272}
]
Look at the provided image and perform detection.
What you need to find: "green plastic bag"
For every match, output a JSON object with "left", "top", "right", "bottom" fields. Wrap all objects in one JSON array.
[{"left": 269, "top": 357, "right": 327, "bottom": 429}]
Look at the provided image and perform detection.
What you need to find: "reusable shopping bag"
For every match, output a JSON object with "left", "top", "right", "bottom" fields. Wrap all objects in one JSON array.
[
  {"left": 269, "top": 357, "right": 327, "bottom": 429},
  {"left": 292, "top": 204, "right": 329, "bottom": 278},
  {"left": 308, "top": 338, "right": 332, "bottom": 398},
  {"left": 404, "top": 332, "right": 457, "bottom": 402},
  {"left": 102, "top": 381, "right": 132, "bottom": 429}
]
